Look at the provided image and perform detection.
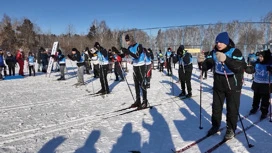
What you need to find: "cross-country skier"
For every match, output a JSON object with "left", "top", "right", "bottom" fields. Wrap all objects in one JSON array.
[
  {"left": 56, "top": 49, "right": 66, "bottom": 80},
  {"left": 202, "top": 32, "right": 246, "bottom": 140},
  {"left": 68, "top": 48, "right": 85, "bottom": 86},
  {"left": 245, "top": 49, "right": 272, "bottom": 119},
  {"left": 94, "top": 42, "right": 110, "bottom": 94},
  {"left": 177, "top": 45, "right": 193, "bottom": 97},
  {"left": 165, "top": 47, "right": 173, "bottom": 76},
  {"left": 121, "top": 34, "right": 149, "bottom": 109}
]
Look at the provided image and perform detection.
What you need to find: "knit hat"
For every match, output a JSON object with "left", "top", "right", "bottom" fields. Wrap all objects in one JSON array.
[
  {"left": 72, "top": 48, "right": 78, "bottom": 51},
  {"left": 94, "top": 42, "right": 100, "bottom": 49},
  {"left": 215, "top": 32, "right": 229, "bottom": 45}
]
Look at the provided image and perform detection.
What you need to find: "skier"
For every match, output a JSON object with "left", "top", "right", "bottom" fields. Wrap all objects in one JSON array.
[
  {"left": 165, "top": 47, "right": 173, "bottom": 76},
  {"left": 158, "top": 53, "right": 164, "bottom": 72},
  {"left": 245, "top": 49, "right": 272, "bottom": 119},
  {"left": 56, "top": 49, "right": 66, "bottom": 80},
  {"left": 90, "top": 48, "right": 100, "bottom": 78},
  {"left": 111, "top": 46, "right": 124, "bottom": 82},
  {"left": 202, "top": 32, "right": 246, "bottom": 140},
  {"left": 68, "top": 48, "right": 85, "bottom": 86},
  {"left": 197, "top": 51, "right": 207, "bottom": 79},
  {"left": 121, "top": 34, "right": 149, "bottom": 109},
  {"left": 145, "top": 48, "right": 153, "bottom": 88},
  {"left": 84, "top": 47, "right": 91, "bottom": 74},
  {"left": 247, "top": 50, "right": 257, "bottom": 80},
  {"left": 177, "top": 45, "right": 193, "bottom": 98},
  {"left": 94, "top": 42, "right": 110, "bottom": 94},
  {"left": 27, "top": 51, "right": 35, "bottom": 76}
]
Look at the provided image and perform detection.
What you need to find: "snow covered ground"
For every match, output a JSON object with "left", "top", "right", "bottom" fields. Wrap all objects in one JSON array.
[{"left": 0, "top": 60, "right": 271, "bottom": 153}]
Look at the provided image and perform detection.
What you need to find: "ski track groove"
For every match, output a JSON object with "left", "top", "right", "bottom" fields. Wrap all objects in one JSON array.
[
  {"left": 0, "top": 95, "right": 184, "bottom": 145},
  {"left": 0, "top": 93, "right": 88, "bottom": 111}
]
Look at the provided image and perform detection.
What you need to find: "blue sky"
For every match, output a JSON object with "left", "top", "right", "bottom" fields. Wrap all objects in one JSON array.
[{"left": 1, "top": 0, "right": 271, "bottom": 35}]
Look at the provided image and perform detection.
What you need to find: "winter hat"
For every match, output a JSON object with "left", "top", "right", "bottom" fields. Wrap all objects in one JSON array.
[
  {"left": 19, "top": 48, "right": 23, "bottom": 52},
  {"left": 72, "top": 48, "right": 78, "bottom": 52},
  {"left": 147, "top": 48, "right": 152, "bottom": 52},
  {"left": 215, "top": 32, "right": 229, "bottom": 45},
  {"left": 125, "top": 34, "right": 135, "bottom": 44},
  {"left": 85, "top": 47, "right": 89, "bottom": 51},
  {"left": 57, "top": 49, "right": 62, "bottom": 54},
  {"left": 168, "top": 47, "right": 172, "bottom": 51},
  {"left": 94, "top": 42, "right": 100, "bottom": 49},
  {"left": 7, "top": 51, "right": 11, "bottom": 54}
]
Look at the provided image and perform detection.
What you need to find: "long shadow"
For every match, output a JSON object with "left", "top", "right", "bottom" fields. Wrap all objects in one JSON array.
[
  {"left": 160, "top": 80, "right": 181, "bottom": 96},
  {"left": 141, "top": 107, "right": 175, "bottom": 152},
  {"left": 74, "top": 130, "right": 101, "bottom": 153},
  {"left": 38, "top": 136, "right": 67, "bottom": 153},
  {"left": 110, "top": 123, "right": 141, "bottom": 153}
]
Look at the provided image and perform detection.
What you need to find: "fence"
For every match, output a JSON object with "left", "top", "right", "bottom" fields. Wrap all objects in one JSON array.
[{"left": 120, "top": 21, "right": 272, "bottom": 64}]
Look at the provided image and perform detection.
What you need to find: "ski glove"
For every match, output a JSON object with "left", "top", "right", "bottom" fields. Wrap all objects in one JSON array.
[{"left": 216, "top": 52, "right": 226, "bottom": 62}]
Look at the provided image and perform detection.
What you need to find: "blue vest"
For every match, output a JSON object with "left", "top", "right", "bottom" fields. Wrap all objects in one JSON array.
[
  {"left": 129, "top": 43, "right": 145, "bottom": 66},
  {"left": 166, "top": 51, "right": 172, "bottom": 59},
  {"left": 28, "top": 56, "right": 35, "bottom": 65},
  {"left": 58, "top": 55, "right": 66, "bottom": 64},
  {"left": 97, "top": 51, "right": 108, "bottom": 65},
  {"left": 248, "top": 53, "right": 257, "bottom": 63},
  {"left": 145, "top": 52, "right": 151, "bottom": 65},
  {"left": 0, "top": 55, "right": 4, "bottom": 66},
  {"left": 254, "top": 63, "right": 272, "bottom": 84},
  {"left": 213, "top": 48, "right": 241, "bottom": 75},
  {"left": 178, "top": 53, "right": 192, "bottom": 66}
]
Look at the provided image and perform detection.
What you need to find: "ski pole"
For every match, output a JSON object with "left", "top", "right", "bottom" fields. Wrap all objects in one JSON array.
[
  {"left": 222, "top": 62, "right": 253, "bottom": 148},
  {"left": 118, "top": 61, "right": 135, "bottom": 102},
  {"left": 268, "top": 71, "right": 272, "bottom": 122},
  {"left": 199, "top": 69, "right": 203, "bottom": 129}
]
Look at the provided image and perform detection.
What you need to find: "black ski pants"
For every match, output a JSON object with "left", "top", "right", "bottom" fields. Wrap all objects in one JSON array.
[
  {"left": 212, "top": 89, "right": 241, "bottom": 131},
  {"left": 133, "top": 65, "right": 147, "bottom": 101},
  {"left": 99, "top": 64, "right": 109, "bottom": 92}
]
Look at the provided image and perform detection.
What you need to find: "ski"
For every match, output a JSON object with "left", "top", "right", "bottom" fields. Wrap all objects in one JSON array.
[
  {"left": 173, "top": 113, "right": 251, "bottom": 153},
  {"left": 102, "top": 104, "right": 160, "bottom": 119},
  {"left": 95, "top": 106, "right": 135, "bottom": 117},
  {"left": 204, "top": 114, "right": 271, "bottom": 153}
]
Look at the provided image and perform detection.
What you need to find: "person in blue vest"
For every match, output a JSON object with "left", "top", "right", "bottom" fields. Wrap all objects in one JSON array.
[
  {"left": 245, "top": 49, "right": 272, "bottom": 119},
  {"left": 165, "top": 47, "right": 173, "bottom": 76},
  {"left": 94, "top": 42, "right": 110, "bottom": 94},
  {"left": 27, "top": 51, "right": 35, "bottom": 76},
  {"left": 202, "top": 32, "right": 246, "bottom": 140},
  {"left": 121, "top": 34, "right": 149, "bottom": 109},
  {"left": 177, "top": 45, "right": 193, "bottom": 98},
  {"left": 158, "top": 52, "right": 164, "bottom": 72},
  {"left": 247, "top": 50, "right": 258, "bottom": 80},
  {"left": 68, "top": 48, "right": 85, "bottom": 86},
  {"left": 56, "top": 49, "right": 66, "bottom": 80}
]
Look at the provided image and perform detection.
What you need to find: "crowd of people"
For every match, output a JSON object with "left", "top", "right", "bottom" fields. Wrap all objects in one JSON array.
[{"left": 0, "top": 32, "right": 271, "bottom": 141}]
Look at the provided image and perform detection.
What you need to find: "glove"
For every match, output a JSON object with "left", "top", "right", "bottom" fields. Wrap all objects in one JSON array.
[
  {"left": 121, "top": 47, "right": 129, "bottom": 54},
  {"left": 267, "top": 66, "right": 272, "bottom": 72},
  {"left": 216, "top": 52, "right": 226, "bottom": 62}
]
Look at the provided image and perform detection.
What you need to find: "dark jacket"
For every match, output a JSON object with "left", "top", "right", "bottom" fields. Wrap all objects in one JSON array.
[
  {"left": 202, "top": 45, "right": 246, "bottom": 91},
  {"left": 5, "top": 55, "right": 16, "bottom": 67},
  {"left": 68, "top": 50, "right": 85, "bottom": 67}
]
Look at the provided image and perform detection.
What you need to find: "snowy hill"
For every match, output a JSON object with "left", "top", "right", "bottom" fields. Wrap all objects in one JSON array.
[{"left": 0, "top": 60, "right": 271, "bottom": 153}]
